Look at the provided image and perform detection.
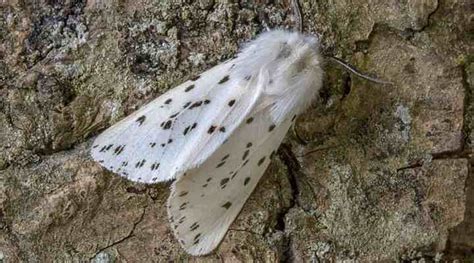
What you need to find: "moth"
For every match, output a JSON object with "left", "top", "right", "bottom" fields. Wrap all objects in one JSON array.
[{"left": 91, "top": 30, "right": 323, "bottom": 255}]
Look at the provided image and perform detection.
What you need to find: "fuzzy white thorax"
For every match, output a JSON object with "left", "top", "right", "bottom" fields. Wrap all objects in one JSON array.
[{"left": 233, "top": 30, "right": 324, "bottom": 123}]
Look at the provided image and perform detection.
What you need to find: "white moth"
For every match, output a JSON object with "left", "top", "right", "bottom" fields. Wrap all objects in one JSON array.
[{"left": 91, "top": 30, "right": 323, "bottom": 255}]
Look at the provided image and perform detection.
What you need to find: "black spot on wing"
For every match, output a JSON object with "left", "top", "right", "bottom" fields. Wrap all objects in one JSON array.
[
  {"left": 219, "top": 126, "right": 226, "bottom": 132},
  {"left": 246, "top": 117, "right": 254, "bottom": 124},
  {"left": 184, "top": 84, "right": 195, "bottom": 92},
  {"left": 183, "top": 126, "right": 191, "bottom": 135},
  {"left": 258, "top": 156, "right": 266, "bottom": 166},
  {"left": 228, "top": 99, "right": 236, "bottom": 107},
  {"left": 246, "top": 142, "right": 253, "bottom": 148},
  {"left": 135, "top": 159, "right": 146, "bottom": 168},
  {"left": 136, "top": 115, "right": 146, "bottom": 125},
  {"left": 189, "top": 101, "right": 203, "bottom": 109},
  {"left": 150, "top": 162, "right": 160, "bottom": 170},
  {"left": 208, "top": 125, "right": 216, "bottom": 134},
  {"left": 114, "top": 145, "right": 125, "bottom": 155},
  {"left": 222, "top": 201, "right": 232, "bottom": 209},
  {"left": 179, "top": 202, "right": 188, "bottom": 210},
  {"left": 244, "top": 177, "right": 250, "bottom": 186},
  {"left": 218, "top": 75, "right": 230, "bottom": 84},
  {"left": 164, "top": 98, "right": 172, "bottom": 104},
  {"left": 204, "top": 99, "right": 211, "bottom": 104},
  {"left": 193, "top": 233, "right": 201, "bottom": 245},
  {"left": 190, "top": 222, "right": 199, "bottom": 231},
  {"left": 221, "top": 154, "right": 230, "bottom": 161},
  {"left": 163, "top": 120, "right": 172, "bottom": 130},
  {"left": 242, "top": 150, "right": 249, "bottom": 160},
  {"left": 269, "top": 124, "right": 276, "bottom": 132},
  {"left": 220, "top": 178, "right": 229, "bottom": 187}
]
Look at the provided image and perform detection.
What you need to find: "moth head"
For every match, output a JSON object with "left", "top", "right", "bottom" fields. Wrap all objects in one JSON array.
[
  {"left": 240, "top": 30, "right": 321, "bottom": 71},
  {"left": 270, "top": 31, "right": 323, "bottom": 80}
]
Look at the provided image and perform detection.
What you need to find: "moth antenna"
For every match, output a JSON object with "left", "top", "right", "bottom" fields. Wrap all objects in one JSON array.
[
  {"left": 328, "top": 56, "right": 393, "bottom": 85},
  {"left": 291, "top": 0, "right": 303, "bottom": 32},
  {"left": 289, "top": 0, "right": 389, "bottom": 84}
]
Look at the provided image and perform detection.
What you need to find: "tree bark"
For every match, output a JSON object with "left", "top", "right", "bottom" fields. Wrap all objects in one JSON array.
[{"left": 0, "top": 0, "right": 472, "bottom": 261}]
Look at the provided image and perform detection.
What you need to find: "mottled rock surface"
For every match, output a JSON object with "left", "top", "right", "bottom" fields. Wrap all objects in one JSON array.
[{"left": 0, "top": 0, "right": 472, "bottom": 262}]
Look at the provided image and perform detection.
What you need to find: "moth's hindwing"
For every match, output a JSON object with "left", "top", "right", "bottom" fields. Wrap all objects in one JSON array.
[{"left": 168, "top": 109, "right": 295, "bottom": 255}]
